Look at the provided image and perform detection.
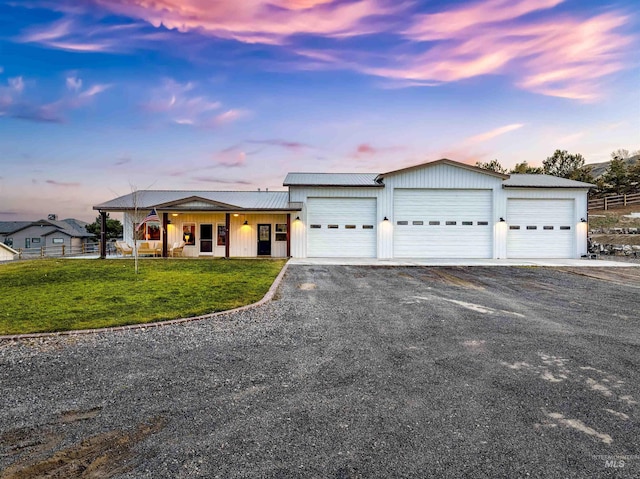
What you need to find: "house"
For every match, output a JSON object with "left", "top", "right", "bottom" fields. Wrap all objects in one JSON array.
[
  {"left": 94, "top": 159, "right": 593, "bottom": 259},
  {"left": 0, "top": 216, "right": 95, "bottom": 253},
  {"left": 0, "top": 242, "right": 18, "bottom": 262}
]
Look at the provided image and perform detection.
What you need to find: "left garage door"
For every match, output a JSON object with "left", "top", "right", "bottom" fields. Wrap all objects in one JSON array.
[{"left": 307, "top": 197, "right": 377, "bottom": 257}]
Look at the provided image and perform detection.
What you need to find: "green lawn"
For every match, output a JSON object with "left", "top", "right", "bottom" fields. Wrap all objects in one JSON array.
[{"left": 0, "top": 258, "right": 286, "bottom": 335}]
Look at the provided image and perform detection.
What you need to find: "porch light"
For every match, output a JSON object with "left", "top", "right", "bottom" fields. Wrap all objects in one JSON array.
[
  {"left": 383, "top": 216, "right": 389, "bottom": 221},
  {"left": 295, "top": 216, "right": 300, "bottom": 221},
  {"left": 499, "top": 217, "right": 505, "bottom": 222},
  {"left": 233, "top": 214, "right": 239, "bottom": 217},
  {"left": 243, "top": 220, "right": 248, "bottom": 225},
  {"left": 172, "top": 213, "right": 179, "bottom": 217},
  {"left": 581, "top": 218, "right": 587, "bottom": 223}
]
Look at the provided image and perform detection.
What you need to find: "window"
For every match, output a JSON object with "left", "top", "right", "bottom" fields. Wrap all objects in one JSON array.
[
  {"left": 397, "top": 221, "right": 408, "bottom": 225},
  {"left": 310, "top": 224, "right": 321, "bottom": 229},
  {"left": 134, "top": 222, "right": 160, "bottom": 241},
  {"left": 183, "top": 224, "right": 196, "bottom": 245},
  {"left": 4, "top": 238, "right": 13, "bottom": 247},
  {"left": 412, "top": 221, "right": 424, "bottom": 225},
  {"left": 275, "top": 223, "right": 287, "bottom": 241},
  {"left": 509, "top": 226, "right": 520, "bottom": 230},
  {"left": 363, "top": 225, "right": 374, "bottom": 229},
  {"left": 560, "top": 226, "right": 571, "bottom": 230},
  {"left": 32, "top": 238, "right": 41, "bottom": 244},
  {"left": 217, "top": 224, "right": 226, "bottom": 246},
  {"left": 543, "top": 226, "right": 554, "bottom": 230},
  {"left": 526, "top": 226, "right": 537, "bottom": 230},
  {"left": 446, "top": 221, "right": 456, "bottom": 225},
  {"left": 345, "top": 225, "right": 356, "bottom": 229},
  {"left": 462, "top": 221, "right": 473, "bottom": 226},
  {"left": 429, "top": 221, "right": 440, "bottom": 225},
  {"left": 52, "top": 238, "right": 64, "bottom": 244},
  {"left": 477, "top": 221, "right": 489, "bottom": 226},
  {"left": 328, "top": 224, "right": 339, "bottom": 229}
]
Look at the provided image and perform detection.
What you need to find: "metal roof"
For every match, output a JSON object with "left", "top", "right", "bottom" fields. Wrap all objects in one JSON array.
[
  {"left": 503, "top": 174, "right": 594, "bottom": 188},
  {"left": 283, "top": 173, "right": 381, "bottom": 187},
  {"left": 0, "top": 219, "right": 93, "bottom": 237},
  {"left": 94, "top": 190, "right": 300, "bottom": 211},
  {"left": 377, "top": 159, "right": 510, "bottom": 181}
]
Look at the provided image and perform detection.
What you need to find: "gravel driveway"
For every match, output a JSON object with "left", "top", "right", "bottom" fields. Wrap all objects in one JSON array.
[{"left": 1, "top": 265, "right": 639, "bottom": 478}]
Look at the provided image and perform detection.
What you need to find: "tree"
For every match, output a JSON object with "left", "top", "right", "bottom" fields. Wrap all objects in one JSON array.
[
  {"left": 602, "top": 158, "right": 629, "bottom": 194},
  {"left": 86, "top": 213, "right": 123, "bottom": 240},
  {"left": 475, "top": 159, "right": 507, "bottom": 174},
  {"left": 542, "top": 150, "right": 586, "bottom": 179},
  {"left": 510, "top": 161, "right": 543, "bottom": 174}
]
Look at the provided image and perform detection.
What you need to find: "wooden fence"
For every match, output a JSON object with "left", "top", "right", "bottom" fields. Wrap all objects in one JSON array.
[
  {"left": 14, "top": 242, "right": 104, "bottom": 259},
  {"left": 588, "top": 192, "right": 640, "bottom": 211}
]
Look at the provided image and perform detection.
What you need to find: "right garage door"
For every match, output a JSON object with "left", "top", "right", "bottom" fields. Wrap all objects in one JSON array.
[{"left": 507, "top": 199, "right": 575, "bottom": 258}]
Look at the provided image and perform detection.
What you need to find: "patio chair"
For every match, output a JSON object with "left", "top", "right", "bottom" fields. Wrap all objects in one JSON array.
[
  {"left": 115, "top": 241, "right": 133, "bottom": 257},
  {"left": 170, "top": 241, "right": 185, "bottom": 257}
]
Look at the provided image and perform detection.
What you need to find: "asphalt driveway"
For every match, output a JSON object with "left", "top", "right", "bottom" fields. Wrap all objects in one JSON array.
[{"left": 1, "top": 265, "right": 639, "bottom": 478}]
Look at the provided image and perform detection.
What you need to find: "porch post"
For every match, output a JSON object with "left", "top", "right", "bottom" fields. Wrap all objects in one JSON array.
[
  {"left": 225, "top": 213, "right": 230, "bottom": 258},
  {"left": 162, "top": 212, "right": 168, "bottom": 258},
  {"left": 99, "top": 210, "right": 107, "bottom": 259},
  {"left": 286, "top": 213, "right": 291, "bottom": 257}
]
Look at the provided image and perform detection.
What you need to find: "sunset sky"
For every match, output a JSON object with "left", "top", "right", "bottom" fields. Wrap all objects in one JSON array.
[{"left": 1, "top": 0, "right": 638, "bottom": 221}]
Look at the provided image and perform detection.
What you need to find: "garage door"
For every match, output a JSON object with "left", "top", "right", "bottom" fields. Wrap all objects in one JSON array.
[
  {"left": 307, "top": 197, "right": 377, "bottom": 257},
  {"left": 507, "top": 199, "right": 574, "bottom": 258},
  {"left": 393, "top": 189, "right": 492, "bottom": 258}
]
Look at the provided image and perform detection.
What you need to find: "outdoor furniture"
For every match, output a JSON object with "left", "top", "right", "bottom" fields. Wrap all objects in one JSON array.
[
  {"left": 137, "top": 242, "right": 162, "bottom": 256},
  {"left": 170, "top": 241, "right": 185, "bottom": 257},
  {"left": 114, "top": 241, "right": 133, "bottom": 256}
]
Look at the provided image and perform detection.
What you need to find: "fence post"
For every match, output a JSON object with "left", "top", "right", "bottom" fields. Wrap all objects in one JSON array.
[
  {"left": 41, "top": 246, "right": 45, "bottom": 258},
  {"left": 604, "top": 197, "right": 608, "bottom": 210},
  {"left": 624, "top": 194, "right": 627, "bottom": 206},
  {"left": 62, "top": 245, "right": 65, "bottom": 256}
]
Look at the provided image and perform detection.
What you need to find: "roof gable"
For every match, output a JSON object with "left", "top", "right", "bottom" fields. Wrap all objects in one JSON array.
[
  {"left": 376, "top": 159, "right": 510, "bottom": 181},
  {"left": 154, "top": 196, "right": 240, "bottom": 210}
]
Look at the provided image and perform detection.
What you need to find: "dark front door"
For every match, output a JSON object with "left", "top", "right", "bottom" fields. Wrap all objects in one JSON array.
[
  {"left": 200, "top": 224, "right": 213, "bottom": 254},
  {"left": 257, "top": 224, "right": 271, "bottom": 256}
]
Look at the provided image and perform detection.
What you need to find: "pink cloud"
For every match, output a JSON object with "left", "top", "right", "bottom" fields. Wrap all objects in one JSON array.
[
  {"left": 248, "top": 139, "right": 310, "bottom": 151},
  {"left": 94, "top": 0, "right": 399, "bottom": 45},
  {"left": 351, "top": 143, "right": 406, "bottom": 158},
  {"left": 45, "top": 180, "right": 81, "bottom": 187},
  {"left": 466, "top": 124, "right": 524, "bottom": 144}
]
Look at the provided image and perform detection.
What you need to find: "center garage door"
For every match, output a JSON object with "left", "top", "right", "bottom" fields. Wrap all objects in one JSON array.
[
  {"left": 507, "top": 199, "right": 574, "bottom": 258},
  {"left": 393, "top": 189, "right": 493, "bottom": 258},
  {"left": 307, "top": 197, "right": 377, "bottom": 257}
]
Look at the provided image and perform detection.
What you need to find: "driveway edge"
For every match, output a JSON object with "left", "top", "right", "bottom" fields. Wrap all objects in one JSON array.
[{"left": 0, "top": 260, "right": 290, "bottom": 341}]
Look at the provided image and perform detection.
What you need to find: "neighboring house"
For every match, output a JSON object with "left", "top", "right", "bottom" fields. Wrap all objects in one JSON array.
[
  {"left": 0, "top": 217, "right": 95, "bottom": 252},
  {"left": 0, "top": 242, "right": 18, "bottom": 262},
  {"left": 94, "top": 159, "right": 593, "bottom": 259}
]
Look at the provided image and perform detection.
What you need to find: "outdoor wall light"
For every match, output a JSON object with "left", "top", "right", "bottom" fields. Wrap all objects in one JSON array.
[
  {"left": 499, "top": 217, "right": 505, "bottom": 222},
  {"left": 295, "top": 216, "right": 300, "bottom": 221},
  {"left": 243, "top": 220, "right": 248, "bottom": 225},
  {"left": 172, "top": 213, "right": 179, "bottom": 217},
  {"left": 581, "top": 218, "right": 587, "bottom": 223},
  {"left": 233, "top": 213, "right": 239, "bottom": 217},
  {"left": 383, "top": 216, "right": 389, "bottom": 221}
]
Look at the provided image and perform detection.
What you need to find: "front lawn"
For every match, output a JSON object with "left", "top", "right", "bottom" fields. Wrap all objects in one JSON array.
[{"left": 0, "top": 258, "right": 286, "bottom": 335}]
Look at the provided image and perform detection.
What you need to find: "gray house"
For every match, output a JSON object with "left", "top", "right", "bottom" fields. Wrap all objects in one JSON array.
[{"left": 0, "top": 216, "right": 95, "bottom": 253}]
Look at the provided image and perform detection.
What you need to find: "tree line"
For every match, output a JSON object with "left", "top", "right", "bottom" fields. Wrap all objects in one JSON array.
[{"left": 476, "top": 148, "right": 640, "bottom": 197}]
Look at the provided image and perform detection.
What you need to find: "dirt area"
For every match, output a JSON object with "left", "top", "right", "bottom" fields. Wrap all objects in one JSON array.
[
  {"left": 590, "top": 234, "right": 640, "bottom": 246},
  {"left": 0, "top": 410, "right": 166, "bottom": 478},
  {"left": 588, "top": 205, "right": 640, "bottom": 230}
]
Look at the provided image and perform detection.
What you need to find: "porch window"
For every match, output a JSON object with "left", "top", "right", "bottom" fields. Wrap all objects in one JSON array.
[
  {"left": 275, "top": 224, "right": 287, "bottom": 241},
  {"left": 134, "top": 222, "right": 160, "bottom": 241},
  {"left": 183, "top": 224, "right": 196, "bottom": 245},
  {"left": 217, "top": 224, "right": 226, "bottom": 246}
]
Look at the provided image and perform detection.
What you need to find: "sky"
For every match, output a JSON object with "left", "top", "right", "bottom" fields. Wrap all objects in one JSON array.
[{"left": 0, "top": 0, "right": 638, "bottom": 222}]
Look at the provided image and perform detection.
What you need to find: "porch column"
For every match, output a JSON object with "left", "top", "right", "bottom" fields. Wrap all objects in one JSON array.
[
  {"left": 286, "top": 213, "right": 291, "bottom": 257},
  {"left": 225, "top": 213, "right": 230, "bottom": 258},
  {"left": 99, "top": 210, "right": 107, "bottom": 259},
  {"left": 162, "top": 212, "right": 168, "bottom": 258}
]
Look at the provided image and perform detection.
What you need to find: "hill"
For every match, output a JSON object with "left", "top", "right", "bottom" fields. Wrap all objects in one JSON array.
[{"left": 585, "top": 154, "right": 639, "bottom": 178}]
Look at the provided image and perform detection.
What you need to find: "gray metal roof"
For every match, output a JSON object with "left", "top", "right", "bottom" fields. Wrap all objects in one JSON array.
[
  {"left": 503, "top": 174, "right": 594, "bottom": 188},
  {"left": 94, "top": 190, "right": 300, "bottom": 211},
  {"left": 0, "top": 221, "right": 31, "bottom": 234},
  {"left": 283, "top": 173, "right": 381, "bottom": 187}
]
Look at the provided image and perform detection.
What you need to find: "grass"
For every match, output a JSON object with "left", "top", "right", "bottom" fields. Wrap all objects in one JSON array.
[{"left": 0, "top": 258, "right": 287, "bottom": 335}]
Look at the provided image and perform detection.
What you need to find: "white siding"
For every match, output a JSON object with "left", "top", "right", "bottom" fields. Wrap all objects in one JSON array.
[{"left": 393, "top": 189, "right": 492, "bottom": 258}]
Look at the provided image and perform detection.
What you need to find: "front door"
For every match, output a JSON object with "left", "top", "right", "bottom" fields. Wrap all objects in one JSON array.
[
  {"left": 200, "top": 224, "right": 213, "bottom": 254},
  {"left": 257, "top": 224, "right": 271, "bottom": 256}
]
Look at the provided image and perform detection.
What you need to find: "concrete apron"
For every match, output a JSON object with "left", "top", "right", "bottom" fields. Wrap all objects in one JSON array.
[{"left": 288, "top": 257, "right": 640, "bottom": 267}]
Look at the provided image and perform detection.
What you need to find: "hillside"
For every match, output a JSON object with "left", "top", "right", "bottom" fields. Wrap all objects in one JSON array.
[{"left": 585, "top": 154, "right": 639, "bottom": 178}]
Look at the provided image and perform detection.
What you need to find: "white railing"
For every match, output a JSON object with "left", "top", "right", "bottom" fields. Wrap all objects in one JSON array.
[{"left": 14, "top": 242, "right": 103, "bottom": 259}]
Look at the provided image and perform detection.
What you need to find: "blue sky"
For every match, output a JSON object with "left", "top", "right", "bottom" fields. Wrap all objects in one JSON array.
[{"left": 0, "top": 0, "right": 638, "bottom": 221}]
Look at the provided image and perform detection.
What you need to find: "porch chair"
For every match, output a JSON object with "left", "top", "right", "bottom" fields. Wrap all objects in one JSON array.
[
  {"left": 170, "top": 241, "right": 185, "bottom": 257},
  {"left": 114, "top": 241, "right": 133, "bottom": 257}
]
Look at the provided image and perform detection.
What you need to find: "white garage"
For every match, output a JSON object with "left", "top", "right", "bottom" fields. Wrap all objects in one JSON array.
[
  {"left": 393, "top": 189, "right": 493, "bottom": 258},
  {"left": 506, "top": 199, "right": 575, "bottom": 258},
  {"left": 307, "top": 197, "right": 377, "bottom": 257}
]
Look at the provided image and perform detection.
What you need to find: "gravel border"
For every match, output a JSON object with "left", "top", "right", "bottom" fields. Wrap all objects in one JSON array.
[{"left": 0, "top": 260, "right": 290, "bottom": 341}]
